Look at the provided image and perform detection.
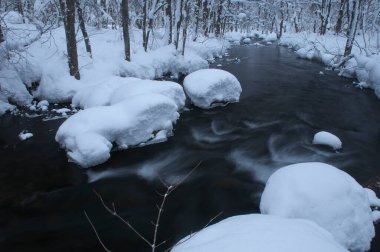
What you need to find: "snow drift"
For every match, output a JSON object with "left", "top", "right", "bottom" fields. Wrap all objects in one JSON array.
[
  {"left": 55, "top": 94, "right": 179, "bottom": 168},
  {"left": 183, "top": 69, "right": 242, "bottom": 109},
  {"left": 172, "top": 214, "right": 347, "bottom": 252},
  {"left": 260, "top": 162, "right": 377, "bottom": 252}
]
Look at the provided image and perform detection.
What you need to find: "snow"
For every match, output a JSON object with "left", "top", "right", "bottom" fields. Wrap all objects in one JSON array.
[
  {"left": 0, "top": 69, "right": 33, "bottom": 108},
  {"left": 19, "top": 131, "right": 33, "bottom": 141},
  {"left": 72, "top": 77, "right": 186, "bottom": 110},
  {"left": 172, "top": 214, "right": 347, "bottom": 252},
  {"left": 183, "top": 69, "right": 242, "bottom": 109},
  {"left": 55, "top": 94, "right": 180, "bottom": 168},
  {"left": 312, "top": 131, "right": 342, "bottom": 150},
  {"left": 279, "top": 32, "right": 380, "bottom": 100},
  {"left": 260, "top": 162, "right": 377, "bottom": 252}
]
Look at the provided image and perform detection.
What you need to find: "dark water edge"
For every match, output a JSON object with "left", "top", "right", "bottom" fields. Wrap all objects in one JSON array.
[{"left": 1, "top": 43, "right": 380, "bottom": 251}]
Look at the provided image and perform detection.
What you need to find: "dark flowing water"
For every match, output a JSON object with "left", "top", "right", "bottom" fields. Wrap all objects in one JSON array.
[{"left": 1, "top": 43, "right": 380, "bottom": 252}]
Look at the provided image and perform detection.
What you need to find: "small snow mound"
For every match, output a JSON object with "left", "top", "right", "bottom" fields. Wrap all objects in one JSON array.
[
  {"left": 183, "top": 69, "right": 242, "bottom": 109},
  {"left": 19, "top": 131, "right": 33, "bottom": 141},
  {"left": 260, "top": 162, "right": 375, "bottom": 252},
  {"left": 313, "top": 131, "right": 342, "bottom": 150},
  {"left": 242, "top": 38, "right": 251, "bottom": 44},
  {"left": 1, "top": 11, "right": 24, "bottom": 24},
  {"left": 172, "top": 214, "right": 348, "bottom": 252},
  {"left": 56, "top": 94, "right": 179, "bottom": 168}
]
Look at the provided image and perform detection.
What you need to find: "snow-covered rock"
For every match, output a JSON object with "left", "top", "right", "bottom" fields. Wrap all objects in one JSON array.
[
  {"left": 172, "top": 214, "right": 348, "bottom": 252},
  {"left": 19, "top": 131, "right": 33, "bottom": 141},
  {"left": 260, "top": 162, "right": 376, "bottom": 252},
  {"left": 55, "top": 94, "right": 180, "bottom": 168},
  {"left": 72, "top": 77, "right": 186, "bottom": 110},
  {"left": 183, "top": 69, "right": 242, "bottom": 109},
  {"left": 242, "top": 38, "right": 251, "bottom": 44},
  {"left": 312, "top": 131, "right": 342, "bottom": 150},
  {"left": 0, "top": 69, "right": 33, "bottom": 107}
]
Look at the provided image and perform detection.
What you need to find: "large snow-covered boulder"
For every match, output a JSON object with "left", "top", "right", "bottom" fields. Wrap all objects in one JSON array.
[
  {"left": 56, "top": 94, "right": 179, "bottom": 168},
  {"left": 172, "top": 214, "right": 348, "bottom": 252},
  {"left": 72, "top": 77, "right": 186, "bottom": 110},
  {"left": 183, "top": 69, "right": 242, "bottom": 109},
  {"left": 260, "top": 162, "right": 376, "bottom": 252},
  {"left": 312, "top": 131, "right": 342, "bottom": 150}
]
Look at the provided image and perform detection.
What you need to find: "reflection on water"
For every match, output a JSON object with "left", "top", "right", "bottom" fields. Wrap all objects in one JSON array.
[{"left": 2, "top": 43, "right": 380, "bottom": 252}]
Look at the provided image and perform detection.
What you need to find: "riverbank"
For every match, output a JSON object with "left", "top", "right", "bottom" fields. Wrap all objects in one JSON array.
[{"left": 0, "top": 16, "right": 229, "bottom": 115}]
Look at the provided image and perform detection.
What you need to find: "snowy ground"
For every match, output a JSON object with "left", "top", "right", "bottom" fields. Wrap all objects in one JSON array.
[{"left": 0, "top": 13, "right": 229, "bottom": 114}]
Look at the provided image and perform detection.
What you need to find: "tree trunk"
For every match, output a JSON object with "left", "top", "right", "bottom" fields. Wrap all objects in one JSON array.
[
  {"left": 65, "top": 0, "right": 80, "bottom": 80},
  {"left": 215, "top": 0, "right": 224, "bottom": 37},
  {"left": 76, "top": 0, "right": 92, "bottom": 58},
  {"left": 344, "top": 0, "right": 360, "bottom": 56},
  {"left": 122, "top": 0, "right": 131, "bottom": 61},
  {"left": 174, "top": 0, "right": 183, "bottom": 50},
  {"left": 142, "top": 0, "right": 148, "bottom": 51},
  {"left": 335, "top": 0, "right": 346, "bottom": 34},
  {"left": 203, "top": 0, "right": 209, "bottom": 36},
  {"left": 182, "top": 0, "right": 190, "bottom": 55},
  {"left": 0, "top": 24, "right": 4, "bottom": 43},
  {"left": 165, "top": 0, "right": 173, "bottom": 44},
  {"left": 193, "top": 0, "right": 202, "bottom": 41}
]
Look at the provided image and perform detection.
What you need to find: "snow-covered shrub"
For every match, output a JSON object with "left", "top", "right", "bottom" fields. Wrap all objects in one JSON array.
[{"left": 260, "top": 162, "right": 377, "bottom": 252}]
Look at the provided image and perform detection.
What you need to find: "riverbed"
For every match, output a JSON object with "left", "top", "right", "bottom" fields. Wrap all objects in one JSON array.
[{"left": 1, "top": 42, "right": 380, "bottom": 251}]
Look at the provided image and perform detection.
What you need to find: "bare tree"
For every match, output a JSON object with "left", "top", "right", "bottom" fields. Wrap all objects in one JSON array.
[
  {"left": 61, "top": 0, "right": 80, "bottom": 80},
  {"left": 165, "top": 0, "right": 173, "bottom": 44},
  {"left": 344, "top": 0, "right": 361, "bottom": 56},
  {"left": 0, "top": 23, "right": 4, "bottom": 43},
  {"left": 76, "top": 0, "right": 92, "bottom": 58},
  {"left": 122, "top": 0, "right": 131, "bottom": 61}
]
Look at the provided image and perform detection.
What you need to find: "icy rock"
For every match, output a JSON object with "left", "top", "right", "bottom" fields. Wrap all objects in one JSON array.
[
  {"left": 312, "top": 131, "right": 342, "bottom": 150},
  {"left": 19, "top": 131, "right": 33, "bottom": 141},
  {"left": 183, "top": 69, "right": 242, "bottom": 109},
  {"left": 172, "top": 214, "right": 348, "bottom": 252},
  {"left": 56, "top": 94, "right": 179, "bottom": 168},
  {"left": 260, "top": 162, "right": 376, "bottom": 252}
]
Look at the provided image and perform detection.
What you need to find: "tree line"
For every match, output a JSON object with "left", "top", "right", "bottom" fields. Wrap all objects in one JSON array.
[{"left": 0, "top": 0, "right": 379, "bottom": 79}]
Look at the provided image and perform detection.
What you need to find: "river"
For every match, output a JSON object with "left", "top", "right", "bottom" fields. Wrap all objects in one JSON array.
[{"left": 1, "top": 42, "right": 380, "bottom": 251}]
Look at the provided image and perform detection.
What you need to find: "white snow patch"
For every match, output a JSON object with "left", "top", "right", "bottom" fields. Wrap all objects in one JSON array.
[
  {"left": 183, "top": 69, "right": 242, "bottom": 109},
  {"left": 312, "top": 131, "right": 342, "bottom": 150},
  {"left": 172, "top": 214, "right": 347, "bottom": 252},
  {"left": 260, "top": 162, "right": 375, "bottom": 252},
  {"left": 55, "top": 94, "right": 179, "bottom": 168},
  {"left": 19, "top": 131, "right": 33, "bottom": 141}
]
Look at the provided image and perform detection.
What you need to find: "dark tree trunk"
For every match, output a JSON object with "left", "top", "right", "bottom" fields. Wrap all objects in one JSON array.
[
  {"left": 193, "top": 0, "right": 202, "bottom": 41},
  {"left": 344, "top": 0, "right": 360, "bottom": 56},
  {"left": 65, "top": 0, "right": 80, "bottom": 80},
  {"left": 166, "top": 0, "right": 173, "bottom": 44},
  {"left": 0, "top": 24, "right": 4, "bottom": 43},
  {"left": 122, "top": 0, "right": 131, "bottom": 61},
  {"left": 175, "top": 0, "right": 184, "bottom": 50},
  {"left": 335, "top": 0, "right": 347, "bottom": 34},
  {"left": 76, "top": 0, "right": 92, "bottom": 58},
  {"left": 142, "top": 0, "right": 148, "bottom": 51},
  {"left": 182, "top": 0, "right": 190, "bottom": 55},
  {"left": 203, "top": 0, "right": 209, "bottom": 36},
  {"left": 215, "top": 0, "right": 224, "bottom": 37}
]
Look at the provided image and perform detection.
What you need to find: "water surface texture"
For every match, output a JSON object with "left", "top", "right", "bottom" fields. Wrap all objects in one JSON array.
[{"left": 1, "top": 44, "right": 380, "bottom": 251}]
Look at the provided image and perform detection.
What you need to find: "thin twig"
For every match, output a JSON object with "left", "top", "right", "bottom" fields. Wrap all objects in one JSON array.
[{"left": 84, "top": 210, "right": 112, "bottom": 252}]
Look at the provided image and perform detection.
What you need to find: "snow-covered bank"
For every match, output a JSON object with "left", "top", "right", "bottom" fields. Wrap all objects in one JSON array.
[
  {"left": 280, "top": 32, "right": 380, "bottom": 99},
  {"left": 172, "top": 214, "right": 347, "bottom": 252},
  {"left": 0, "top": 20, "right": 229, "bottom": 112}
]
